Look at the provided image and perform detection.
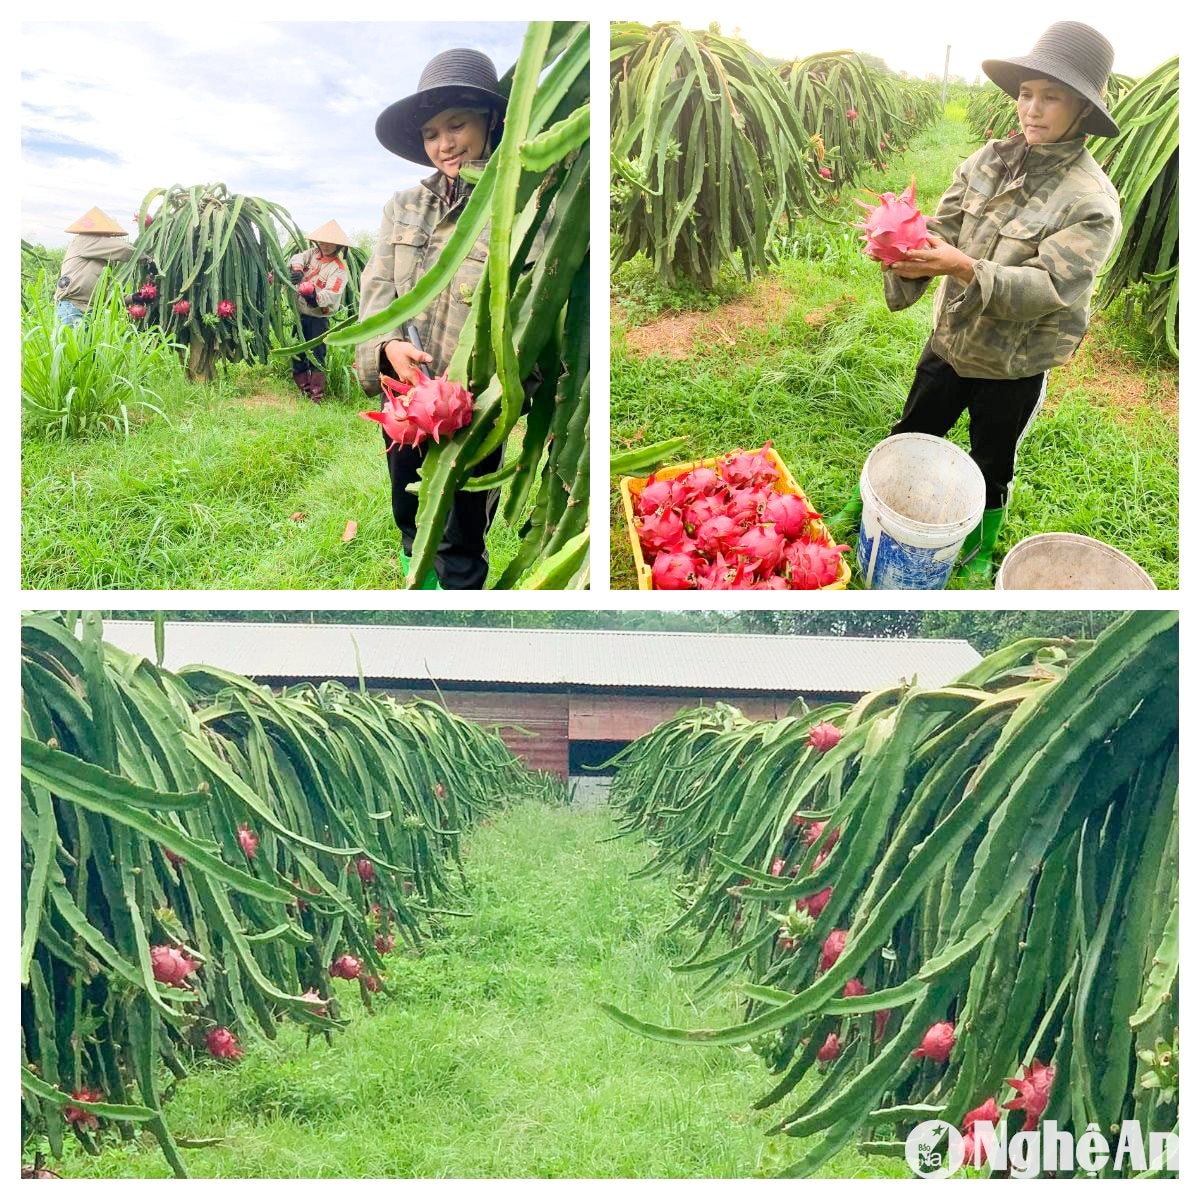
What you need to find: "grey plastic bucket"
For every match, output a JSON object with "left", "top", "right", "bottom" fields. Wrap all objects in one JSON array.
[
  {"left": 995, "top": 534, "right": 1156, "bottom": 590},
  {"left": 856, "top": 434, "right": 986, "bottom": 590}
]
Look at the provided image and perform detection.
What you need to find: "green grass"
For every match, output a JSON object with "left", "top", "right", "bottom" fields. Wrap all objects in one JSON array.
[
  {"left": 22, "top": 364, "right": 520, "bottom": 589},
  {"left": 54, "top": 801, "right": 909, "bottom": 1179},
  {"left": 611, "top": 113, "right": 1178, "bottom": 589}
]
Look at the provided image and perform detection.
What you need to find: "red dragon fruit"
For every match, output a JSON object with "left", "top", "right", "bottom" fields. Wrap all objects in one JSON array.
[
  {"left": 846, "top": 107, "right": 858, "bottom": 121},
  {"left": 362, "top": 974, "right": 383, "bottom": 993},
  {"left": 984, "top": 128, "right": 994, "bottom": 139},
  {"left": 694, "top": 553, "right": 750, "bottom": 590},
  {"left": 807, "top": 722, "right": 843, "bottom": 752},
  {"left": 683, "top": 493, "right": 731, "bottom": 530},
  {"left": 694, "top": 514, "right": 740, "bottom": 556},
  {"left": 804, "top": 887, "right": 834, "bottom": 918},
  {"left": 718, "top": 445, "right": 780, "bottom": 489},
  {"left": 638, "top": 507, "right": 688, "bottom": 555},
  {"left": 164, "top": 847, "right": 187, "bottom": 869},
  {"left": 205, "top": 1027, "right": 244, "bottom": 1060},
  {"left": 755, "top": 575, "right": 789, "bottom": 590},
  {"left": 268, "top": 271, "right": 275, "bottom": 284},
  {"left": 732, "top": 524, "right": 786, "bottom": 575},
  {"left": 874, "top": 1009, "right": 892, "bottom": 1043},
  {"left": 374, "top": 932, "right": 396, "bottom": 955},
  {"left": 819, "top": 166, "right": 833, "bottom": 180},
  {"left": 842, "top": 978, "right": 867, "bottom": 998},
  {"left": 126, "top": 303, "right": 147, "bottom": 320},
  {"left": 816, "top": 1032, "right": 842, "bottom": 1063},
  {"left": 961, "top": 1097, "right": 1001, "bottom": 1166},
  {"left": 403, "top": 373, "right": 475, "bottom": 444},
  {"left": 237, "top": 824, "right": 259, "bottom": 860},
  {"left": 637, "top": 476, "right": 675, "bottom": 516},
  {"left": 216, "top": 299, "right": 236, "bottom": 319},
  {"left": 672, "top": 466, "right": 722, "bottom": 503},
  {"left": 770, "top": 857, "right": 786, "bottom": 877},
  {"left": 138, "top": 282, "right": 157, "bottom": 301},
  {"left": 329, "top": 954, "right": 362, "bottom": 981},
  {"left": 1003, "top": 1059, "right": 1055, "bottom": 1130},
  {"left": 818, "top": 929, "right": 848, "bottom": 973},
  {"left": 724, "top": 486, "right": 774, "bottom": 524},
  {"left": 764, "top": 492, "right": 819, "bottom": 539},
  {"left": 64, "top": 1088, "right": 103, "bottom": 1128},
  {"left": 651, "top": 551, "right": 698, "bottom": 590},
  {"left": 784, "top": 539, "right": 848, "bottom": 589},
  {"left": 172, "top": 299, "right": 190, "bottom": 317},
  {"left": 353, "top": 857, "right": 375, "bottom": 885},
  {"left": 361, "top": 382, "right": 425, "bottom": 451},
  {"left": 913, "top": 1020, "right": 956, "bottom": 1064},
  {"left": 150, "top": 944, "right": 197, "bottom": 987},
  {"left": 297, "top": 280, "right": 316, "bottom": 297},
  {"left": 855, "top": 178, "right": 929, "bottom": 266},
  {"left": 435, "top": 782, "right": 446, "bottom": 798}
]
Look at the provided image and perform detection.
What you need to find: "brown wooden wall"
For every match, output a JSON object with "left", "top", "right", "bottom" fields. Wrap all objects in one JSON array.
[{"left": 380, "top": 687, "right": 570, "bottom": 777}]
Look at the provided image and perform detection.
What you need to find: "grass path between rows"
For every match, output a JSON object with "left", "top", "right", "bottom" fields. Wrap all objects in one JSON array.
[
  {"left": 610, "top": 110, "right": 1178, "bottom": 589},
  {"left": 61, "top": 800, "right": 906, "bottom": 1179},
  {"left": 22, "top": 368, "right": 520, "bottom": 590}
]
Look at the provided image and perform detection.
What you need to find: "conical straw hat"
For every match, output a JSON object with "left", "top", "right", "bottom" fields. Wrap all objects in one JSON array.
[
  {"left": 307, "top": 219, "right": 351, "bottom": 246},
  {"left": 64, "top": 207, "right": 126, "bottom": 235}
]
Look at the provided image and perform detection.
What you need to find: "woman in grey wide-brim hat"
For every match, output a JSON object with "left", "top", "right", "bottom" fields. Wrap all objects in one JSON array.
[
  {"left": 829, "top": 22, "right": 1123, "bottom": 585},
  {"left": 355, "top": 47, "right": 508, "bottom": 590}
]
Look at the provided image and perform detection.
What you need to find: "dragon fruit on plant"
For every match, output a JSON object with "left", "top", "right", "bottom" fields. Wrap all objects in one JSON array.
[
  {"left": 172, "top": 299, "right": 190, "bottom": 317},
  {"left": 854, "top": 178, "right": 930, "bottom": 266},
  {"left": 150, "top": 944, "right": 197, "bottom": 988},
  {"left": 216, "top": 299, "right": 236, "bottom": 319},
  {"left": 205, "top": 1027, "right": 243, "bottom": 1060},
  {"left": 126, "top": 303, "right": 147, "bottom": 320}
]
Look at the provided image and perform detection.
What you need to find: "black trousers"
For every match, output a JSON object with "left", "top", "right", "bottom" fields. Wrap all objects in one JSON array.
[
  {"left": 891, "top": 340, "right": 1045, "bottom": 509},
  {"left": 293, "top": 314, "right": 328, "bottom": 373},
  {"left": 385, "top": 431, "right": 503, "bottom": 590}
]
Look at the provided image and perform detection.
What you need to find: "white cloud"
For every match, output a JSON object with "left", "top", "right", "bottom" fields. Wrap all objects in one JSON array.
[{"left": 21, "top": 20, "right": 528, "bottom": 246}]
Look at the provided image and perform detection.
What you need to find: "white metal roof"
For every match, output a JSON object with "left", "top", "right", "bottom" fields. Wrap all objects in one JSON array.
[{"left": 100, "top": 621, "right": 981, "bottom": 695}]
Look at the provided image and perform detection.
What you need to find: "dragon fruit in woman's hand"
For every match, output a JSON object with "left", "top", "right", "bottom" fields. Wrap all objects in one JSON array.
[{"left": 855, "top": 178, "right": 929, "bottom": 266}]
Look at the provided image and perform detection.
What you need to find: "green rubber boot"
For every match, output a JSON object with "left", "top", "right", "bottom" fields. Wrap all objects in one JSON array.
[
  {"left": 958, "top": 506, "right": 1006, "bottom": 585},
  {"left": 399, "top": 550, "right": 442, "bottom": 590},
  {"left": 824, "top": 483, "right": 864, "bottom": 541}
]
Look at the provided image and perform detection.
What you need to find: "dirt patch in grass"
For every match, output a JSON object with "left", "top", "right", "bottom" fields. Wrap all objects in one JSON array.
[
  {"left": 621, "top": 281, "right": 797, "bottom": 359},
  {"left": 1049, "top": 338, "right": 1178, "bottom": 425}
]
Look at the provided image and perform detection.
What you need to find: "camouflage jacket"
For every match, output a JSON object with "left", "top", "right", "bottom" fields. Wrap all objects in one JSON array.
[
  {"left": 288, "top": 246, "right": 349, "bottom": 318},
  {"left": 54, "top": 233, "right": 136, "bottom": 309},
  {"left": 355, "top": 163, "right": 490, "bottom": 397},
  {"left": 883, "top": 135, "right": 1121, "bottom": 379}
]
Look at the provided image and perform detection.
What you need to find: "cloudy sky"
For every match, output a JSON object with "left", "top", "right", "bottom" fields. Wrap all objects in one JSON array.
[
  {"left": 620, "top": 1, "right": 1177, "bottom": 80},
  {"left": 21, "top": 21, "right": 527, "bottom": 247}
]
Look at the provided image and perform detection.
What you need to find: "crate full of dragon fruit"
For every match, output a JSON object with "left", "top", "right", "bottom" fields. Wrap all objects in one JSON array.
[{"left": 619, "top": 444, "right": 850, "bottom": 590}]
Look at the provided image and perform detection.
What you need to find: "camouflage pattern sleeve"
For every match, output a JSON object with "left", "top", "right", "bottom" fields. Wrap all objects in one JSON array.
[
  {"left": 354, "top": 199, "right": 404, "bottom": 398},
  {"left": 952, "top": 192, "right": 1120, "bottom": 323}
]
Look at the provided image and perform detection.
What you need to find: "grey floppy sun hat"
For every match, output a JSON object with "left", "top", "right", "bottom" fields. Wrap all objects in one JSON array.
[
  {"left": 375, "top": 48, "right": 508, "bottom": 165},
  {"left": 982, "top": 21, "right": 1120, "bottom": 137}
]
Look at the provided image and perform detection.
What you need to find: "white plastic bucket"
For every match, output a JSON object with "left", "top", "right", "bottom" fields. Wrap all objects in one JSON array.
[
  {"left": 996, "top": 534, "right": 1156, "bottom": 590},
  {"left": 857, "top": 434, "right": 986, "bottom": 590}
]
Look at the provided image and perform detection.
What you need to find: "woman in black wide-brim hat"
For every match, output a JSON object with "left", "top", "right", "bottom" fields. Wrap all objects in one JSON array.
[
  {"left": 829, "top": 22, "right": 1123, "bottom": 584},
  {"left": 355, "top": 48, "right": 508, "bottom": 590}
]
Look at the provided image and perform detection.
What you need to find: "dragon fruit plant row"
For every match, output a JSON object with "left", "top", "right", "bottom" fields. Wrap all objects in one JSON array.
[
  {"left": 20, "top": 613, "right": 565, "bottom": 1176},
  {"left": 602, "top": 612, "right": 1178, "bottom": 1178}
]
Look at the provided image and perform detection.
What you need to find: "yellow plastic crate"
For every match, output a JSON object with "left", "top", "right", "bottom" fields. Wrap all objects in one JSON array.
[{"left": 618, "top": 446, "right": 851, "bottom": 591}]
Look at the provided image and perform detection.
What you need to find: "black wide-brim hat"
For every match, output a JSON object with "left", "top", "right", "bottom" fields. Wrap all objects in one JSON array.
[
  {"left": 376, "top": 48, "right": 508, "bottom": 165},
  {"left": 982, "top": 21, "right": 1119, "bottom": 138}
]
